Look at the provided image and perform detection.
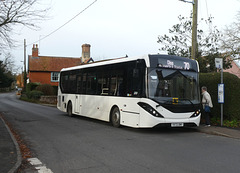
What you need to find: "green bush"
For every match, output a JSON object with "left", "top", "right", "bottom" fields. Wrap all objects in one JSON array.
[
  {"left": 36, "top": 84, "right": 55, "bottom": 95},
  {"left": 26, "top": 83, "right": 40, "bottom": 92},
  {"left": 199, "top": 72, "right": 240, "bottom": 121},
  {"left": 52, "top": 86, "right": 58, "bottom": 95},
  {"left": 211, "top": 117, "right": 240, "bottom": 128},
  {"left": 26, "top": 90, "right": 43, "bottom": 99}
]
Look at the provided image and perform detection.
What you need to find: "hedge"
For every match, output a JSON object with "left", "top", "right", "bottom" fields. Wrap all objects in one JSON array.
[
  {"left": 26, "top": 90, "right": 44, "bottom": 100},
  {"left": 26, "top": 83, "right": 39, "bottom": 92},
  {"left": 35, "top": 84, "right": 55, "bottom": 95},
  {"left": 199, "top": 72, "right": 240, "bottom": 121}
]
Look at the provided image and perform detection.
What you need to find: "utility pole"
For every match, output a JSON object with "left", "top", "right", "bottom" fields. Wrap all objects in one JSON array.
[
  {"left": 179, "top": 0, "right": 198, "bottom": 60},
  {"left": 191, "top": 0, "right": 198, "bottom": 60},
  {"left": 23, "top": 39, "right": 27, "bottom": 92}
]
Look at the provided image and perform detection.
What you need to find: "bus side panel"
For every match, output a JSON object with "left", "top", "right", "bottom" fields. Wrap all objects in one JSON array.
[
  {"left": 117, "top": 97, "right": 141, "bottom": 128},
  {"left": 79, "top": 95, "right": 110, "bottom": 122},
  {"left": 57, "top": 94, "right": 75, "bottom": 113},
  {"left": 78, "top": 95, "right": 141, "bottom": 127}
]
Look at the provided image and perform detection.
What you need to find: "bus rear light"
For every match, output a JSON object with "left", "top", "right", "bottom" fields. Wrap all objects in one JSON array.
[
  {"left": 190, "top": 110, "right": 201, "bottom": 118},
  {"left": 138, "top": 102, "right": 164, "bottom": 118}
]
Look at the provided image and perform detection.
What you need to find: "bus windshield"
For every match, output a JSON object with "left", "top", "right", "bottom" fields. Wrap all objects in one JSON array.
[{"left": 148, "top": 68, "right": 200, "bottom": 105}]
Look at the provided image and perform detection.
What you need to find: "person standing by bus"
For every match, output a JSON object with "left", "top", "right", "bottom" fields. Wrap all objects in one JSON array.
[{"left": 201, "top": 86, "right": 213, "bottom": 126}]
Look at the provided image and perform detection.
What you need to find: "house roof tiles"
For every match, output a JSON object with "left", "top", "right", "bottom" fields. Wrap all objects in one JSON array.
[{"left": 28, "top": 56, "right": 82, "bottom": 72}]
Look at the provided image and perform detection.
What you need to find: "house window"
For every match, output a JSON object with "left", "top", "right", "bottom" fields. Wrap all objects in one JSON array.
[{"left": 51, "top": 72, "right": 60, "bottom": 82}]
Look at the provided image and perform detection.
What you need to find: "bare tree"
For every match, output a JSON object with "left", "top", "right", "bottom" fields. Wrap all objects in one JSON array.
[
  {"left": 2, "top": 52, "right": 15, "bottom": 72},
  {"left": 157, "top": 14, "right": 232, "bottom": 72},
  {"left": 0, "top": 0, "right": 49, "bottom": 49},
  {"left": 221, "top": 11, "right": 240, "bottom": 58}
]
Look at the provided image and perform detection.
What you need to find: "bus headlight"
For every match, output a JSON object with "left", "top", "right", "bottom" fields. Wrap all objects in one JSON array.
[
  {"left": 190, "top": 110, "right": 201, "bottom": 118},
  {"left": 138, "top": 102, "right": 164, "bottom": 118}
]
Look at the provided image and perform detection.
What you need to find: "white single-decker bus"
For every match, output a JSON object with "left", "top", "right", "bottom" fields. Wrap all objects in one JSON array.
[{"left": 57, "top": 54, "right": 201, "bottom": 128}]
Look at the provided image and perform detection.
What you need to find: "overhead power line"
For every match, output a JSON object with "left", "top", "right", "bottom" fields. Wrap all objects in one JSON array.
[{"left": 27, "top": 0, "right": 97, "bottom": 47}]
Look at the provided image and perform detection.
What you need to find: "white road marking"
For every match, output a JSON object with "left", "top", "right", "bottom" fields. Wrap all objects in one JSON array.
[
  {"left": 28, "top": 158, "right": 53, "bottom": 173},
  {"left": 28, "top": 158, "right": 42, "bottom": 165},
  {"left": 35, "top": 166, "right": 53, "bottom": 173}
]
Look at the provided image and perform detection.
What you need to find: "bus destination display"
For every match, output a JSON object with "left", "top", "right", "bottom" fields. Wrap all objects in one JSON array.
[{"left": 157, "top": 59, "right": 191, "bottom": 70}]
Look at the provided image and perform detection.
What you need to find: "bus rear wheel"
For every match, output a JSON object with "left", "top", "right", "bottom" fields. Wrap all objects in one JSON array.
[
  {"left": 67, "top": 101, "right": 73, "bottom": 117},
  {"left": 111, "top": 107, "right": 121, "bottom": 127}
]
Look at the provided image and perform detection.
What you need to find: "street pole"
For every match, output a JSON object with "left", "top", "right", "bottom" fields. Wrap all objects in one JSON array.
[
  {"left": 191, "top": 0, "right": 198, "bottom": 60},
  {"left": 216, "top": 58, "right": 224, "bottom": 126},
  {"left": 23, "top": 39, "right": 27, "bottom": 92},
  {"left": 221, "top": 67, "right": 223, "bottom": 126}
]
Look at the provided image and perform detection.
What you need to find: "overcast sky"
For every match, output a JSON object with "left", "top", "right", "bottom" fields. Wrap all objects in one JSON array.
[{"left": 6, "top": 0, "right": 240, "bottom": 72}]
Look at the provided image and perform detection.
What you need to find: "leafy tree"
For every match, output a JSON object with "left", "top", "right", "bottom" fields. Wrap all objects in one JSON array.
[
  {"left": 0, "top": 60, "right": 14, "bottom": 88},
  {"left": 157, "top": 14, "right": 232, "bottom": 73},
  {"left": 0, "top": 0, "right": 49, "bottom": 49},
  {"left": 0, "top": 53, "right": 16, "bottom": 88}
]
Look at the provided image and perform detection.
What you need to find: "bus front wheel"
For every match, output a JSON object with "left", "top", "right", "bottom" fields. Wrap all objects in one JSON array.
[
  {"left": 67, "top": 101, "right": 73, "bottom": 117},
  {"left": 111, "top": 107, "right": 121, "bottom": 127}
]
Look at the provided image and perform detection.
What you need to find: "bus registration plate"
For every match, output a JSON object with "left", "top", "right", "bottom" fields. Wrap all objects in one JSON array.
[{"left": 171, "top": 123, "right": 184, "bottom": 127}]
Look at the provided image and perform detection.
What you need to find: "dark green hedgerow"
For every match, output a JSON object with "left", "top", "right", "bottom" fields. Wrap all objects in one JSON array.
[
  {"left": 199, "top": 72, "right": 240, "bottom": 122},
  {"left": 35, "top": 84, "right": 55, "bottom": 96}
]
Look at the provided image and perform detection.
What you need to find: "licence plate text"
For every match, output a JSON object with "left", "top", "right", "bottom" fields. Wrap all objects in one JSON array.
[{"left": 171, "top": 123, "right": 184, "bottom": 127}]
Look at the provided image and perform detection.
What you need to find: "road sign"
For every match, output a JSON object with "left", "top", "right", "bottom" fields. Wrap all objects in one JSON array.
[
  {"left": 218, "top": 84, "right": 224, "bottom": 104},
  {"left": 215, "top": 58, "right": 223, "bottom": 69}
]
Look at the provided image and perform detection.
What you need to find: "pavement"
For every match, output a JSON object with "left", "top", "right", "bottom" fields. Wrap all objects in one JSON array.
[
  {"left": 0, "top": 115, "right": 22, "bottom": 173},
  {"left": 197, "top": 124, "right": 240, "bottom": 139},
  {"left": 0, "top": 115, "right": 239, "bottom": 173}
]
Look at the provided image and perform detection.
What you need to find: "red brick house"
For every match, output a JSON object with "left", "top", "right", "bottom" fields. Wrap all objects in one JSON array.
[
  {"left": 28, "top": 44, "right": 93, "bottom": 86},
  {"left": 223, "top": 58, "right": 240, "bottom": 78}
]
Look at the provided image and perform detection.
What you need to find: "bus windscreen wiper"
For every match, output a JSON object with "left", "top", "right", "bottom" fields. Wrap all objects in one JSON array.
[
  {"left": 154, "top": 99, "right": 173, "bottom": 107},
  {"left": 178, "top": 98, "right": 194, "bottom": 106}
]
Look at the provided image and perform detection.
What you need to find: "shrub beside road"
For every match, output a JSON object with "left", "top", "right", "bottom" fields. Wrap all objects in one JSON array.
[{"left": 200, "top": 72, "right": 240, "bottom": 128}]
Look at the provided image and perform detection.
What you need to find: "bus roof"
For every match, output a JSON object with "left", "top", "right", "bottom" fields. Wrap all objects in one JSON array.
[
  {"left": 61, "top": 54, "right": 150, "bottom": 72},
  {"left": 60, "top": 54, "right": 198, "bottom": 72}
]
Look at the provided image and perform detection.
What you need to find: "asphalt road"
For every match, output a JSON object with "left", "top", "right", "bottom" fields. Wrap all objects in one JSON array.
[{"left": 1, "top": 92, "right": 240, "bottom": 173}]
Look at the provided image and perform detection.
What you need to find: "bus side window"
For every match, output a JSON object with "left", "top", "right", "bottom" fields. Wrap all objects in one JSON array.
[
  {"left": 86, "top": 72, "right": 97, "bottom": 95},
  {"left": 69, "top": 74, "right": 76, "bottom": 93},
  {"left": 81, "top": 73, "right": 87, "bottom": 94},
  {"left": 76, "top": 74, "right": 82, "bottom": 94},
  {"left": 98, "top": 75, "right": 109, "bottom": 95},
  {"left": 126, "top": 63, "right": 144, "bottom": 97},
  {"left": 110, "top": 76, "right": 117, "bottom": 96},
  {"left": 60, "top": 73, "right": 69, "bottom": 93},
  {"left": 109, "top": 70, "right": 124, "bottom": 96},
  {"left": 117, "top": 76, "right": 124, "bottom": 96},
  {"left": 96, "top": 76, "right": 102, "bottom": 95}
]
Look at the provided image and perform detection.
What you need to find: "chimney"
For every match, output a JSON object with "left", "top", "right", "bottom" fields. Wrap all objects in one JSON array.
[
  {"left": 32, "top": 44, "right": 39, "bottom": 57},
  {"left": 81, "top": 44, "right": 91, "bottom": 63}
]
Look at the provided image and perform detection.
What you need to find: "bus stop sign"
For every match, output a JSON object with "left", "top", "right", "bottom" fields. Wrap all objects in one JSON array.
[
  {"left": 218, "top": 84, "right": 224, "bottom": 104},
  {"left": 215, "top": 58, "right": 223, "bottom": 69}
]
